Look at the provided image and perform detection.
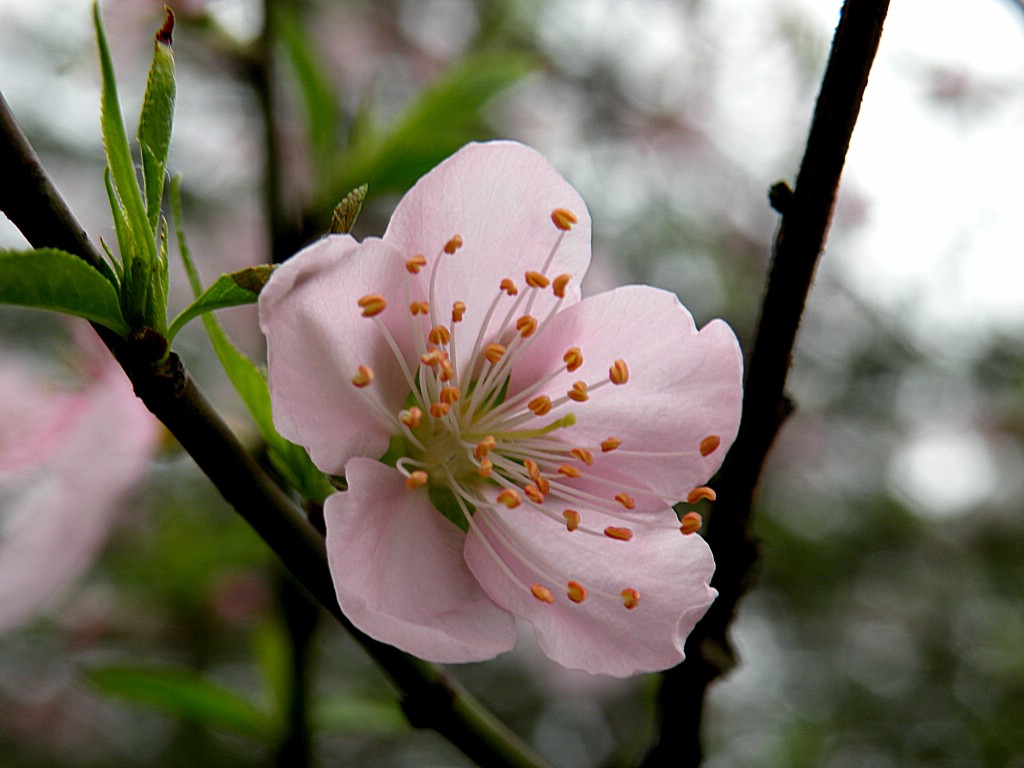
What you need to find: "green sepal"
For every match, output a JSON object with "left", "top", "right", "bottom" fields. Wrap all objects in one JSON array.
[
  {"left": 428, "top": 485, "right": 472, "bottom": 533},
  {"left": 0, "top": 248, "right": 130, "bottom": 336},
  {"left": 166, "top": 264, "right": 277, "bottom": 343},
  {"left": 138, "top": 7, "right": 176, "bottom": 235},
  {"left": 330, "top": 184, "right": 368, "bottom": 234}
]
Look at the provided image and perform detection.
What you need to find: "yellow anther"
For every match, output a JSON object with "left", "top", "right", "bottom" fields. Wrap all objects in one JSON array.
[
  {"left": 601, "top": 437, "right": 622, "bottom": 453},
  {"left": 687, "top": 486, "right": 717, "bottom": 504},
  {"left": 537, "top": 476, "right": 551, "bottom": 495},
  {"left": 351, "top": 365, "right": 374, "bottom": 388},
  {"left": 475, "top": 435, "right": 496, "bottom": 460},
  {"left": 428, "top": 325, "right": 451, "bottom": 345},
  {"left": 562, "top": 509, "right": 581, "bottom": 531},
  {"left": 679, "top": 512, "right": 703, "bottom": 535},
  {"left": 604, "top": 526, "right": 634, "bottom": 541},
  {"left": 400, "top": 406, "right": 423, "bottom": 429},
  {"left": 497, "top": 488, "right": 521, "bottom": 509},
  {"left": 615, "top": 492, "right": 636, "bottom": 510},
  {"left": 525, "top": 270, "right": 550, "bottom": 289},
  {"left": 528, "top": 395, "right": 552, "bottom": 416},
  {"left": 420, "top": 349, "right": 445, "bottom": 368},
  {"left": 357, "top": 294, "right": 387, "bottom": 317},
  {"left": 700, "top": 435, "right": 722, "bottom": 457},
  {"left": 483, "top": 343, "right": 506, "bottom": 363},
  {"left": 440, "top": 386, "right": 461, "bottom": 405},
  {"left": 444, "top": 234, "right": 464, "bottom": 254},
  {"left": 551, "top": 208, "right": 578, "bottom": 231},
  {"left": 500, "top": 278, "right": 519, "bottom": 296},
  {"left": 439, "top": 360, "right": 454, "bottom": 382},
  {"left": 609, "top": 359, "right": 629, "bottom": 385},
  {"left": 563, "top": 347, "right": 583, "bottom": 372},
  {"left": 406, "top": 254, "right": 427, "bottom": 273},
  {"left": 567, "top": 381, "right": 589, "bottom": 402},
  {"left": 405, "top": 471, "right": 429, "bottom": 489},
  {"left": 478, "top": 458, "right": 493, "bottom": 478},
  {"left": 524, "top": 484, "right": 545, "bottom": 504},
  {"left": 567, "top": 581, "right": 588, "bottom": 604},
  {"left": 557, "top": 464, "right": 581, "bottom": 478},
  {"left": 552, "top": 273, "right": 571, "bottom": 299},
  {"left": 531, "top": 583, "right": 555, "bottom": 604},
  {"left": 621, "top": 588, "right": 640, "bottom": 610},
  {"left": 571, "top": 447, "right": 594, "bottom": 466},
  {"left": 524, "top": 459, "right": 542, "bottom": 483},
  {"left": 409, "top": 300, "right": 430, "bottom": 316},
  {"left": 516, "top": 315, "right": 538, "bottom": 338},
  {"left": 451, "top": 301, "right": 467, "bottom": 323},
  {"left": 430, "top": 402, "right": 450, "bottom": 418}
]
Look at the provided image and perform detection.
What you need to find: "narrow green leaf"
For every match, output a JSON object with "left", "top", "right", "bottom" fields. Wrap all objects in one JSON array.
[
  {"left": 84, "top": 665, "right": 277, "bottom": 740},
  {"left": 139, "top": 8, "right": 176, "bottom": 234},
  {"left": 0, "top": 249, "right": 129, "bottom": 335},
  {"left": 330, "top": 184, "right": 368, "bottom": 234},
  {"left": 171, "top": 179, "right": 333, "bottom": 502},
  {"left": 166, "top": 264, "right": 276, "bottom": 343}
]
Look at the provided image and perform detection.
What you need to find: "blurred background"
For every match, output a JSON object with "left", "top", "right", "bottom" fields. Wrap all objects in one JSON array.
[{"left": 1, "top": 0, "right": 1023, "bottom": 766}]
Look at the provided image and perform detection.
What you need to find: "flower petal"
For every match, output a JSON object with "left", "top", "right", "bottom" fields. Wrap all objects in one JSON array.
[
  {"left": 383, "top": 141, "right": 592, "bottom": 377},
  {"left": 259, "top": 235, "right": 421, "bottom": 474},
  {"left": 508, "top": 285, "right": 743, "bottom": 502},
  {"left": 324, "top": 458, "right": 516, "bottom": 663},
  {"left": 464, "top": 500, "right": 716, "bottom": 676}
]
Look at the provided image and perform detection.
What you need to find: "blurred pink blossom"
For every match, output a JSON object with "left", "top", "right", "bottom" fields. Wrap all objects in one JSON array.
[
  {"left": 259, "top": 141, "right": 742, "bottom": 676},
  {"left": 0, "top": 324, "right": 160, "bottom": 633}
]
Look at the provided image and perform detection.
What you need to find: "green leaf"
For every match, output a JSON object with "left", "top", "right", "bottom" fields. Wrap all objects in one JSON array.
[
  {"left": 138, "top": 8, "right": 177, "bottom": 235},
  {"left": 0, "top": 249, "right": 129, "bottom": 335},
  {"left": 171, "top": 179, "right": 333, "bottom": 502},
  {"left": 313, "top": 694, "right": 407, "bottom": 735},
  {"left": 330, "top": 51, "right": 534, "bottom": 201},
  {"left": 166, "top": 264, "right": 277, "bottom": 343},
  {"left": 84, "top": 665, "right": 277, "bottom": 740}
]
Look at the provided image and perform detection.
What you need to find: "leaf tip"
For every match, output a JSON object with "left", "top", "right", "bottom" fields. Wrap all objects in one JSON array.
[{"left": 156, "top": 6, "right": 175, "bottom": 46}]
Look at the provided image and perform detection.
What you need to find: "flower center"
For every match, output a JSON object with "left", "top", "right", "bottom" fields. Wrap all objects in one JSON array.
[{"left": 348, "top": 208, "right": 721, "bottom": 611}]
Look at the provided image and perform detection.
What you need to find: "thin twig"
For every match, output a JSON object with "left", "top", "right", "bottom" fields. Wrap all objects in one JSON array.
[
  {"left": 0, "top": 90, "right": 551, "bottom": 768},
  {"left": 644, "top": 0, "right": 890, "bottom": 764}
]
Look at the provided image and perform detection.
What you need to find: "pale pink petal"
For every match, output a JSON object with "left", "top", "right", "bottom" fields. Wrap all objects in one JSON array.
[
  {"left": 508, "top": 285, "right": 743, "bottom": 503},
  {"left": 464, "top": 500, "right": 716, "bottom": 677},
  {"left": 0, "top": 350, "right": 158, "bottom": 633},
  {"left": 383, "top": 141, "right": 592, "bottom": 378},
  {"left": 259, "top": 235, "right": 422, "bottom": 474},
  {"left": 324, "top": 458, "right": 516, "bottom": 663}
]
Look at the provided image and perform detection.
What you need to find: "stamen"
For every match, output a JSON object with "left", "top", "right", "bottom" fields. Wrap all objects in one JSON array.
[
  {"left": 440, "top": 386, "right": 461, "bottom": 405},
  {"left": 552, "top": 274, "right": 571, "bottom": 299},
  {"left": 405, "top": 255, "right": 427, "bottom": 273},
  {"left": 516, "top": 315, "right": 538, "bottom": 338},
  {"left": 351, "top": 365, "right": 374, "bottom": 387},
  {"left": 700, "top": 435, "right": 722, "bottom": 457},
  {"left": 428, "top": 325, "right": 451, "bottom": 345},
  {"left": 567, "top": 381, "right": 589, "bottom": 402},
  {"left": 478, "top": 458, "right": 493, "bottom": 477},
  {"left": 357, "top": 294, "right": 387, "bottom": 317},
  {"left": 528, "top": 396, "right": 552, "bottom": 416},
  {"left": 687, "top": 486, "right": 717, "bottom": 504},
  {"left": 452, "top": 301, "right": 467, "bottom": 323},
  {"left": 563, "top": 347, "right": 583, "bottom": 372},
  {"left": 409, "top": 301, "right": 430, "bottom": 316},
  {"left": 400, "top": 407, "right": 422, "bottom": 428},
  {"left": 483, "top": 343, "right": 506, "bottom": 363},
  {"left": 430, "top": 402, "right": 450, "bottom": 418},
  {"left": 497, "top": 488, "right": 521, "bottom": 509},
  {"left": 525, "top": 271, "right": 550, "bottom": 289},
  {"left": 614, "top": 492, "right": 636, "bottom": 510},
  {"left": 680, "top": 512, "right": 703, "bottom": 535},
  {"left": 557, "top": 464, "right": 581, "bottom": 478},
  {"left": 475, "top": 435, "right": 496, "bottom": 459},
  {"left": 421, "top": 349, "right": 445, "bottom": 368},
  {"left": 604, "top": 526, "right": 634, "bottom": 541},
  {"left": 571, "top": 447, "right": 594, "bottom": 466},
  {"left": 405, "top": 471, "right": 429, "bottom": 489},
  {"left": 531, "top": 584, "right": 555, "bottom": 604},
  {"left": 567, "top": 581, "right": 588, "bottom": 603},
  {"left": 524, "top": 459, "right": 542, "bottom": 484},
  {"left": 551, "top": 208, "right": 578, "bottom": 231},
  {"left": 500, "top": 278, "right": 519, "bottom": 296},
  {"left": 439, "top": 359, "right": 454, "bottom": 382},
  {"left": 621, "top": 588, "right": 640, "bottom": 610},
  {"left": 524, "top": 485, "right": 545, "bottom": 504},
  {"left": 563, "top": 510, "right": 580, "bottom": 531},
  {"left": 609, "top": 359, "right": 629, "bottom": 385},
  {"left": 601, "top": 437, "right": 622, "bottom": 452},
  {"left": 444, "top": 235, "right": 464, "bottom": 254}
]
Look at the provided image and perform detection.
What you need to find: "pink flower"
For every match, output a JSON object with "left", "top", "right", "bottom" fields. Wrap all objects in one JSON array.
[
  {"left": 0, "top": 324, "right": 160, "bottom": 633},
  {"left": 259, "top": 141, "right": 743, "bottom": 676}
]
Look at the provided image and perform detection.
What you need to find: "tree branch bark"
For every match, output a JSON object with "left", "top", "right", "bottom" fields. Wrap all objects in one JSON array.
[{"left": 644, "top": 1, "right": 890, "bottom": 764}]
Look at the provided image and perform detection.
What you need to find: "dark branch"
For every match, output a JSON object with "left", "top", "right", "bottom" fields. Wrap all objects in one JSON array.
[
  {"left": 644, "top": 0, "right": 890, "bottom": 764},
  {"left": 0, "top": 90, "right": 550, "bottom": 768}
]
